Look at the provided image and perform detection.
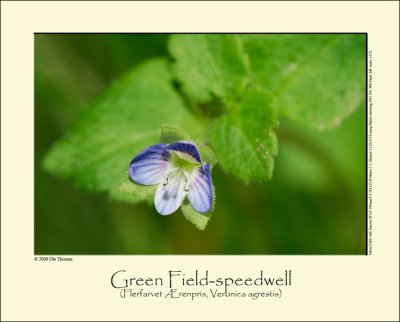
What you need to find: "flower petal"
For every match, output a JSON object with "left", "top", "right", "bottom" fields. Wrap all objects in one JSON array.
[
  {"left": 154, "top": 173, "right": 187, "bottom": 215},
  {"left": 129, "top": 144, "right": 170, "bottom": 185},
  {"left": 188, "top": 163, "right": 213, "bottom": 213},
  {"left": 168, "top": 141, "right": 201, "bottom": 163}
]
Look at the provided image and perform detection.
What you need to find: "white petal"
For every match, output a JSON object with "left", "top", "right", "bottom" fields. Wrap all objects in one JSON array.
[
  {"left": 154, "top": 172, "right": 187, "bottom": 215},
  {"left": 188, "top": 163, "right": 213, "bottom": 213}
]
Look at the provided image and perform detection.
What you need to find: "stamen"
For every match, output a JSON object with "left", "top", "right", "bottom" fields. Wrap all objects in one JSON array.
[
  {"left": 184, "top": 181, "right": 190, "bottom": 192},
  {"left": 183, "top": 170, "right": 191, "bottom": 192},
  {"left": 163, "top": 176, "right": 169, "bottom": 186}
]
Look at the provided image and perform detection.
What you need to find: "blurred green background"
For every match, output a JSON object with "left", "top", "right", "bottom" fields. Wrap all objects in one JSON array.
[{"left": 34, "top": 34, "right": 366, "bottom": 254}]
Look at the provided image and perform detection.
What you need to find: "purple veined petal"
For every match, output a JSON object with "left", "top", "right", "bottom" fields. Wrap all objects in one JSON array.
[
  {"left": 188, "top": 163, "right": 213, "bottom": 213},
  {"left": 129, "top": 143, "right": 171, "bottom": 185},
  {"left": 154, "top": 173, "right": 187, "bottom": 215},
  {"left": 168, "top": 141, "right": 201, "bottom": 163}
]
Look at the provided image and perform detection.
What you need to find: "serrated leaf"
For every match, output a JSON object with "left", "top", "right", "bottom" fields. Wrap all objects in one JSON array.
[
  {"left": 211, "top": 88, "right": 278, "bottom": 183},
  {"left": 242, "top": 34, "right": 366, "bottom": 130},
  {"left": 197, "top": 144, "right": 218, "bottom": 169},
  {"left": 159, "top": 124, "right": 192, "bottom": 143},
  {"left": 44, "top": 58, "right": 198, "bottom": 193},
  {"left": 169, "top": 34, "right": 251, "bottom": 105},
  {"left": 110, "top": 177, "right": 157, "bottom": 204},
  {"left": 181, "top": 186, "right": 215, "bottom": 230}
]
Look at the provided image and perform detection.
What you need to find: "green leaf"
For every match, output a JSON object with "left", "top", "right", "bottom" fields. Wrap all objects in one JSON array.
[
  {"left": 44, "top": 58, "right": 198, "bottom": 193},
  {"left": 159, "top": 124, "right": 192, "bottom": 143},
  {"left": 110, "top": 177, "right": 157, "bottom": 205},
  {"left": 197, "top": 144, "right": 218, "bottom": 169},
  {"left": 241, "top": 34, "right": 366, "bottom": 130},
  {"left": 181, "top": 186, "right": 216, "bottom": 230},
  {"left": 211, "top": 88, "right": 278, "bottom": 183},
  {"left": 169, "top": 34, "right": 251, "bottom": 105}
]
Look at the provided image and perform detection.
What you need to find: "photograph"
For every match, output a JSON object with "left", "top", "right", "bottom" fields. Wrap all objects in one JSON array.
[
  {"left": 34, "top": 33, "right": 367, "bottom": 255},
  {"left": 3, "top": 2, "right": 399, "bottom": 321}
]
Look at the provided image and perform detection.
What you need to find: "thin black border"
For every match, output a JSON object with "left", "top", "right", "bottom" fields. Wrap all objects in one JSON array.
[
  {"left": 35, "top": 32, "right": 366, "bottom": 35},
  {"left": 33, "top": 32, "right": 369, "bottom": 256}
]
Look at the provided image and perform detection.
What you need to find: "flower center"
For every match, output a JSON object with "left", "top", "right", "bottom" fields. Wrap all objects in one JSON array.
[{"left": 162, "top": 151, "right": 200, "bottom": 192}]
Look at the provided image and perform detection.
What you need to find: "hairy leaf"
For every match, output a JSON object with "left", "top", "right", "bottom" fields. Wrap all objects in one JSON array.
[
  {"left": 197, "top": 145, "right": 218, "bottom": 169},
  {"left": 169, "top": 34, "right": 251, "bottom": 105},
  {"left": 242, "top": 34, "right": 366, "bottom": 130},
  {"left": 110, "top": 178, "right": 157, "bottom": 205},
  {"left": 211, "top": 88, "right": 278, "bottom": 183},
  {"left": 159, "top": 124, "right": 192, "bottom": 143}
]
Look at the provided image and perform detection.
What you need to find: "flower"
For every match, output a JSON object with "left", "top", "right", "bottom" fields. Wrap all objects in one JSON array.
[{"left": 129, "top": 141, "right": 214, "bottom": 215}]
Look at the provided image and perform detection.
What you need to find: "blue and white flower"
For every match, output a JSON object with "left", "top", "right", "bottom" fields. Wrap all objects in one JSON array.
[{"left": 129, "top": 141, "right": 214, "bottom": 216}]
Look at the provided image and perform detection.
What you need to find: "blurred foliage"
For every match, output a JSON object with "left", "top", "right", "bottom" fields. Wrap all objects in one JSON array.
[
  {"left": 43, "top": 58, "right": 196, "bottom": 192},
  {"left": 242, "top": 34, "right": 366, "bottom": 130},
  {"left": 35, "top": 34, "right": 366, "bottom": 254}
]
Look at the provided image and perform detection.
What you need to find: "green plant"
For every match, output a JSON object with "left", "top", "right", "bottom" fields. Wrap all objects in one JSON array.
[{"left": 43, "top": 34, "right": 366, "bottom": 230}]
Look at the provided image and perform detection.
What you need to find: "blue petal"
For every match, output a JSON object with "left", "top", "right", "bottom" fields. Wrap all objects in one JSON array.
[
  {"left": 188, "top": 163, "right": 213, "bottom": 213},
  {"left": 154, "top": 173, "right": 186, "bottom": 215},
  {"left": 129, "top": 144, "right": 170, "bottom": 185},
  {"left": 168, "top": 141, "right": 201, "bottom": 163}
]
